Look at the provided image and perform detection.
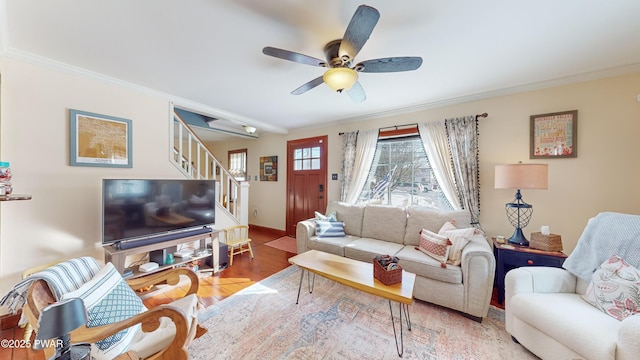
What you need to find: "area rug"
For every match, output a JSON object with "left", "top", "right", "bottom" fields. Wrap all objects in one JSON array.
[
  {"left": 192, "top": 266, "right": 537, "bottom": 359},
  {"left": 264, "top": 236, "right": 298, "bottom": 254}
]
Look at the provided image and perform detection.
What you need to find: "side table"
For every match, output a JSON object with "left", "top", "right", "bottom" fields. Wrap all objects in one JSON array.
[{"left": 493, "top": 238, "right": 567, "bottom": 304}]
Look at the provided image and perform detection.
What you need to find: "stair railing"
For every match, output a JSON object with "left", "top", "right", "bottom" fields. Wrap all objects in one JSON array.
[{"left": 170, "top": 110, "right": 246, "bottom": 224}]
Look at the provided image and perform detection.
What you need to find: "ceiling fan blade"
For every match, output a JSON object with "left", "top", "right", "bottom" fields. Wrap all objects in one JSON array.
[
  {"left": 355, "top": 57, "right": 423, "bottom": 73},
  {"left": 263, "top": 46, "right": 326, "bottom": 67},
  {"left": 347, "top": 81, "right": 366, "bottom": 103},
  {"left": 291, "top": 76, "right": 324, "bottom": 95},
  {"left": 339, "top": 5, "right": 380, "bottom": 61}
]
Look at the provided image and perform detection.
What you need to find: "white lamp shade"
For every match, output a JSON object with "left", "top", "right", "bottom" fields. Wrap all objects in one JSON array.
[
  {"left": 323, "top": 67, "right": 358, "bottom": 91},
  {"left": 495, "top": 163, "right": 548, "bottom": 190}
]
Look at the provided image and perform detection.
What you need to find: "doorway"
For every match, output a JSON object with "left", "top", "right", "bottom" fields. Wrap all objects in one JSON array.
[{"left": 286, "top": 136, "right": 328, "bottom": 236}]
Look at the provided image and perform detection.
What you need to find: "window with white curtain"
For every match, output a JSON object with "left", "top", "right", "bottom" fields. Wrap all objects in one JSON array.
[
  {"left": 228, "top": 149, "right": 247, "bottom": 181},
  {"left": 356, "top": 135, "right": 451, "bottom": 210}
]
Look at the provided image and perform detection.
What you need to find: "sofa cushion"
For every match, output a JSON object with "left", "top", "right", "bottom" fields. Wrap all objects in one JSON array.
[
  {"left": 315, "top": 220, "right": 346, "bottom": 238},
  {"left": 404, "top": 207, "right": 472, "bottom": 246},
  {"left": 61, "top": 262, "right": 147, "bottom": 360},
  {"left": 511, "top": 292, "right": 619, "bottom": 360},
  {"left": 395, "top": 245, "right": 463, "bottom": 284},
  {"left": 582, "top": 255, "right": 640, "bottom": 321},
  {"left": 308, "top": 235, "right": 359, "bottom": 257},
  {"left": 326, "top": 201, "right": 365, "bottom": 237},
  {"left": 343, "top": 237, "right": 404, "bottom": 263},
  {"left": 128, "top": 293, "right": 198, "bottom": 358},
  {"left": 361, "top": 205, "right": 407, "bottom": 244},
  {"left": 417, "top": 229, "right": 451, "bottom": 267}
]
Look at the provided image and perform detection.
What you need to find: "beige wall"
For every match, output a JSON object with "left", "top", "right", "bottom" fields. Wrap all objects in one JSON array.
[
  {"left": 0, "top": 57, "right": 185, "bottom": 297},
  {"left": 212, "top": 72, "right": 640, "bottom": 256},
  {"left": 1, "top": 54, "right": 639, "bottom": 306}
]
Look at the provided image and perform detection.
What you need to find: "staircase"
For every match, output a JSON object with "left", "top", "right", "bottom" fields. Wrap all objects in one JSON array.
[{"left": 171, "top": 109, "right": 248, "bottom": 228}]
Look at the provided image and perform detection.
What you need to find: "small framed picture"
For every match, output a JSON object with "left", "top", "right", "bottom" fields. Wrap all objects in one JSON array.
[
  {"left": 530, "top": 110, "right": 577, "bottom": 158},
  {"left": 260, "top": 156, "right": 277, "bottom": 181}
]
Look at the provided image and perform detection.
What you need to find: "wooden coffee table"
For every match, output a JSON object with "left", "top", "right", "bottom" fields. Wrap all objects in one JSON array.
[{"left": 289, "top": 250, "right": 416, "bottom": 357}]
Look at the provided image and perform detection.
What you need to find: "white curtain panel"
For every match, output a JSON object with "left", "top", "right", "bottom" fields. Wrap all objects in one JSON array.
[
  {"left": 345, "top": 129, "right": 378, "bottom": 203},
  {"left": 417, "top": 122, "right": 462, "bottom": 210}
]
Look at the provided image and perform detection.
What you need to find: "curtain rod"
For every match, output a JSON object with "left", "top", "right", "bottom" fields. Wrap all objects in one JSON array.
[
  {"left": 338, "top": 130, "right": 359, "bottom": 136},
  {"left": 475, "top": 112, "right": 488, "bottom": 121},
  {"left": 339, "top": 113, "right": 488, "bottom": 135}
]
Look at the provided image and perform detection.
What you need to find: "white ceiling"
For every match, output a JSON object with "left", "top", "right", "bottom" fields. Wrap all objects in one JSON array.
[{"left": 2, "top": 0, "right": 640, "bottom": 139}]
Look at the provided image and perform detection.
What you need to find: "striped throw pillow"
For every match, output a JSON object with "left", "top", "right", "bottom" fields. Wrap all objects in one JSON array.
[
  {"left": 61, "top": 262, "right": 147, "bottom": 360},
  {"left": 315, "top": 220, "right": 346, "bottom": 238}
]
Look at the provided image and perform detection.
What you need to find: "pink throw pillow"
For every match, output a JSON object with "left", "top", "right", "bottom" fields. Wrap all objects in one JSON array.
[{"left": 416, "top": 229, "right": 451, "bottom": 268}]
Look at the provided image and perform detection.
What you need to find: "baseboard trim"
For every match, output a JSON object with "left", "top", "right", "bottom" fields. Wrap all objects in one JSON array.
[
  {"left": 1, "top": 311, "right": 21, "bottom": 330},
  {"left": 249, "top": 224, "right": 287, "bottom": 238}
]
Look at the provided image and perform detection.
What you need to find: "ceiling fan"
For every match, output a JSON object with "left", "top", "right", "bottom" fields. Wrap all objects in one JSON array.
[{"left": 262, "top": 4, "right": 423, "bottom": 103}]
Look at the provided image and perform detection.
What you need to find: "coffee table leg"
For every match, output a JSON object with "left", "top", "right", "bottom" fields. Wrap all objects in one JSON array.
[
  {"left": 295, "top": 269, "right": 316, "bottom": 304},
  {"left": 389, "top": 301, "right": 411, "bottom": 357},
  {"left": 296, "top": 269, "right": 305, "bottom": 304}
]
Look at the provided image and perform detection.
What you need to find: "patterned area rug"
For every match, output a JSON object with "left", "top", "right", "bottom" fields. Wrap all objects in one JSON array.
[
  {"left": 264, "top": 236, "right": 298, "bottom": 253},
  {"left": 192, "top": 266, "right": 537, "bottom": 360}
]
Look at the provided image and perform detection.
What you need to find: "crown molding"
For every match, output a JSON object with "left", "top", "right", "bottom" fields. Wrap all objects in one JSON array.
[
  {"left": 291, "top": 63, "right": 640, "bottom": 132},
  {"left": 0, "top": 47, "right": 289, "bottom": 135}
]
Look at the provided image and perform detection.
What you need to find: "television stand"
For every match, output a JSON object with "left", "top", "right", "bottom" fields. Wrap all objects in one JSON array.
[{"left": 103, "top": 230, "right": 219, "bottom": 279}]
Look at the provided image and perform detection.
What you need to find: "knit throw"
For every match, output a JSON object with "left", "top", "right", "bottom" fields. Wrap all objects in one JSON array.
[
  {"left": 563, "top": 212, "right": 640, "bottom": 282},
  {"left": 0, "top": 257, "right": 101, "bottom": 314}
]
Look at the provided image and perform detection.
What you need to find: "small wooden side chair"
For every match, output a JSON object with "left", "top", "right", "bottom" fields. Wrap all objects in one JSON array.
[{"left": 223, "top": 225, "right": 254, "bottom": 266}]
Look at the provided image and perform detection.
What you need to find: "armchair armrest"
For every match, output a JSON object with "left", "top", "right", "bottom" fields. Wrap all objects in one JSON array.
[
  {"left": 296, "top": 219, "right": 316, "bottom": 254},
  {"left": 126, "top": 268, "right": 199, "bottom": 296},
  {"left": 70, "top": 304, "right": 190, "bottom": 360},
  {"left": 618, "top": 314, "right": 640, "bottom": 360}
]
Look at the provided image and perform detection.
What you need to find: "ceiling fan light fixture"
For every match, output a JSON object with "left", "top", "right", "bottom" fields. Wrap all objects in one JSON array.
[{"left": 323, "top": 67, "right": 358, "bottom": 92}]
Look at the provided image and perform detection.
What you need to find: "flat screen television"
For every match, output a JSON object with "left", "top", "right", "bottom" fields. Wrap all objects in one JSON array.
[{"left": 102, "top": 179, "right": 216, "bottom": 247}]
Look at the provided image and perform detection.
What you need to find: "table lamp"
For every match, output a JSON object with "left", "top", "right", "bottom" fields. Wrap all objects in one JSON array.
[
  {"left": 495, "top": 163, "right": 548, "bottom": 246},
  {"left": 34, "top": 297, "right": 90, "bottom": 360}
]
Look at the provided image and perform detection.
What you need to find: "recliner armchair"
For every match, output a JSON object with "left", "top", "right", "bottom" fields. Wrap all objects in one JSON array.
[{"left": 505, "top": 212, "right": 640, "bottom": 360}]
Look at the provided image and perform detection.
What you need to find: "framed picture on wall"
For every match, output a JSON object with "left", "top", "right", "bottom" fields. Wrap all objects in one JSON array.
[
  {"left": 530, "top": 110, "right": 577, "bottom": 158},
  {"left": 260, "top": 156, "right": 277, "bottom": 181},
  {"left": 69, "top": 109, "right": 133, "bottom": 167}
]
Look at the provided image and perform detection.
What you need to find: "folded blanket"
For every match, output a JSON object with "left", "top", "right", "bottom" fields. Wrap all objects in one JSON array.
[
  {"left": 563, "top": 212, "right": 640, "bottom": 282},
  {"left": 0, "top": 257, "right": 101, "bottom": 314}
]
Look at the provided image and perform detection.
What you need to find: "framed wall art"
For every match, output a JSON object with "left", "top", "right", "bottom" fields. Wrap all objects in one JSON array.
[
  {"left": 260, "top": 156, "right": 277, "bottom": 181},
  {"left": 530, "top": 110, "right": 577, "bottom": 159},
  {"left": 69, "top": 109, "right": 133, "bottom": 167}
]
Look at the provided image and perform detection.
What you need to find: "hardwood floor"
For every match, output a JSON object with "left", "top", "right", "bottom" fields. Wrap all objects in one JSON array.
[{"left": 0, "top": 228, "right": 294, "bottom": 360}]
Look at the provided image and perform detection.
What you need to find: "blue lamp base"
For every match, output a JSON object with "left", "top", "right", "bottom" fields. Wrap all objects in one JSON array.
[{"left": 508, "top": 227, "right": 529, "bottom": 246}]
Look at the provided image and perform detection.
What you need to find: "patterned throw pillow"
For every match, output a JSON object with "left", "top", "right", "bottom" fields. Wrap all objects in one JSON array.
[
  {"left": 438, "top": 221, "right": 474, "bottom": 266},
  {"left": 416, "top": 229, "right": 452, "bottom": 268},
  {"left": 61, "top": 262, "right": 147, "bottom": 360},
  {"left": 315, "top": 220, "right": 346, "bottom": 237},
  {"left": 582, "top": 255, "right": 640, "bottom": 321},
  {"left": 315, "top": 211, "right": 337, "bottom": 222}
]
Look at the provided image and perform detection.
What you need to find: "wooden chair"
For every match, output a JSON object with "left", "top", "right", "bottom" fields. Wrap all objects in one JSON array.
[
  {"left": 22, "top": 263, "right": 207, "bottom": 360},
  {"left": 223, "top": 225, "right": 254, "bottom": 266}
]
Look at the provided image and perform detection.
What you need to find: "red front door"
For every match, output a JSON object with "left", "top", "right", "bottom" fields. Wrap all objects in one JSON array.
[{"left": 286, "top": 136, "right": 328, "bottom": 236}]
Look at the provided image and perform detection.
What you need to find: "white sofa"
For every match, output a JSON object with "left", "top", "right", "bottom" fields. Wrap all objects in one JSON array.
[
  {"left": 505, "top": 212, "right": 640, "bottom": 360},
  {"left": 296, "top": 201, "right": 495, "bottom": 321}
]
